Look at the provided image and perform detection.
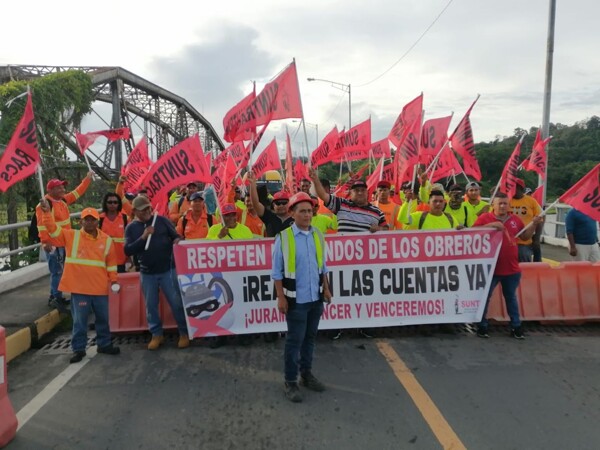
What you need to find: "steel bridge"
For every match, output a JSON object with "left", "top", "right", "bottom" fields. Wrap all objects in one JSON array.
[{"left": 0, "top": 65, "right": 225, "bottom": 178}]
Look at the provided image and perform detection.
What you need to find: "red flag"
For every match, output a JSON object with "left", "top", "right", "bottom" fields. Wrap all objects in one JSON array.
[
  {"left": 522, "top": 129, "right": 551, "bottom": 180},
  {"left": 366, "top": 158, "right": 384, "bottom": 196},
  {"left": 0, "top": 92, "right": 40, "bottom": 192},
  {"left": 334, "top": 163, "right": 370, "bottom": 196},
  {"left": 310, "top": 126, "right": 339, "bottom": 168},
  {"left": 205, "top": 152, "right": 212, "bottom": 171},
  {"left": 330, "top": 118, "right": 372, "bottom": 163},
  {"left": 394, "top": 118, "right": 421, "bottom": 188},
  {"left": 559, "top": 163, "right": 600, "bottom": 222},
  {"left": 371, "top": 138, "right": 391, "bottom": 160},
  {"left": 431, "top": 147, "right": 463, "bottom": 182},
  {"left": 293, "top": 160, "right": 310, "bottom": 190},
  {"left": 141, "top": 135, "right": 211, "bottom": 210},
  {"left": 122, "top": 138, "right": 152, "bottom": 192},
  {"left": 498, "top": 138, "right": 522, "bottom": 198},
  {"left": 419, "top": 115, "right": 452, "bottom": 164},
  {"left": 531, "top": 185, "right": 543, "bottom": 205},
  {"left": 449, "top": 97, "right": 481, "bottom": 180},
  {"left": 222, "top": 88, "right": 256, "bottom": 143},
  {"left": 388, "top": 94, "right": 423, "bottom": 148},
  {"left": 251, "top": 138, "right": 281, "bottom": 179},
  {"left": 285, "top": 132, "right": 296, "bottom": 193},
  {"left": 76, "top": 128, "right": 131, "bottom": 155}
]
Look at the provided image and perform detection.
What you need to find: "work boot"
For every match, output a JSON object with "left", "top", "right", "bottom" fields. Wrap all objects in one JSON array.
[
  {"left": 300, "top": 372, "right": 325, "bottom": 392},
  {"left": 97, "top": 345, "right": 121, "bottom": 355},
  {"left": 147, "top": 335, "right": 165, "bottom": 350},
  {"left": 284, "top": 382, "right": 302, "bottom": 403},
  {"left": 69, "top": 351, "right": 86, "bottom": 364},
  {"left": 178, "top": 335, "right": 190, "bottom": 349}
]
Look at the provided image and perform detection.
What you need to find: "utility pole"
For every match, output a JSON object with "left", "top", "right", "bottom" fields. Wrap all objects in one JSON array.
[{"left": 540, "top": 0, "right": 556, "bottom": 206}]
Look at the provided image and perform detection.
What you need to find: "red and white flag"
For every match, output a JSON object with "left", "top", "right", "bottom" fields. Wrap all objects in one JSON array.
[
  {"left": 394, "top": 117, "right": 421, "bottom": 188},
  {"left": 122, "top": 137, "right": 152, "bottom": 192},
  {"left": 251, "top": 138, "right": 281, "bottom": 179},
  {"left": 330, "top": 118, "right": 372, "bottom": 163},
  {"left": 366, "top": 158, "right": 385, "bottom": 195},
  {"left": 419, "top": 115, "right": 452, "bottom": 164},
  {"left": 293, "top": 160, "right": 310, "bottom": 190},
  {"left": 370, "top": 138, "right": 391, "bottom": 160},
  {"left": 222, "top": 88, "right": 256, "bottom": 143},
  {"left": 449, "top": 97, "right": 481, "bottom": 180},
  {"left": 559, "top": 163, "right": 600, "bottom": 222},
  {"left": 310, "top": 126, "right": 339, "bottom": 168},
  {"left": 498, "top": 137, "right": 523, "bottom": 198},
  {"left": 522, "top": 129, "right": 551, "bottom": 180},
  {"left": 430, "top": 146, "right": 463, "bottom": 182},
  {"left": 388, "top": 94, "right": 423, "bottom": 148},
  {"left": 0, "top": 92, "right": 41, "bottom": 192},
  {"left": 76, "top": 128, "right": 130, "bottom": 155}
]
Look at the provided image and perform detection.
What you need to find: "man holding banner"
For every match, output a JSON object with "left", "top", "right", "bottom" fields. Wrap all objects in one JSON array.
[
  {"left": 474, "top": 192, "right": 542, "bottom": 339},
  {"left": 272, "top": 192, "right": 331, "bottom": 403}
]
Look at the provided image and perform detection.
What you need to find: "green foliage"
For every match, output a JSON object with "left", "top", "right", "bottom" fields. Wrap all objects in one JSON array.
[{"left": 475, "top": 116, "right": 600, "bottom": 198}]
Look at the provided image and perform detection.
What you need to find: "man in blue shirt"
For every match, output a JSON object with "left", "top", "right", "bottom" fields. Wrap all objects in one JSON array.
[
  {"left": 272, "top": 192, "right": 332, "bottom": 403},
  {"left": 125, "top": 196, "right": 190, "bottom": 350},
  {"left": 566, "top": 208, "right": 600, "bottom": 262}
]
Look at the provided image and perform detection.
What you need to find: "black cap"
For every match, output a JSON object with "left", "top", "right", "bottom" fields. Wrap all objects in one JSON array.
[
  {"left": 190, "top": 192, "right": 204, "bottom": 201},
  {"left": 350, "top": 180, "right": 368, "bottom": 189}
]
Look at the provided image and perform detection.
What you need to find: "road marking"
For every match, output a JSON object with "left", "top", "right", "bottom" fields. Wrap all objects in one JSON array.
[
  {"left": 16, "top": 348, "right": 97, "bottom": 431},
  {"left": 376, "top": 340, "right": 467, "bottom": 450}
]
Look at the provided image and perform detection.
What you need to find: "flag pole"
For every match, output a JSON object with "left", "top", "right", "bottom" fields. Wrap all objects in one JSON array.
[
  {"left": 515, "top": 198, "right": 558, "bottom": 238},
  {"left": 144, "top": 209, "right": 159, "bottom": 250}
]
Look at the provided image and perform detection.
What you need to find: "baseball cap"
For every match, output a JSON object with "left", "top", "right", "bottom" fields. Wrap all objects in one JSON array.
[
  {"left": 189, "top": 192, "right": 204, "bottom": 201},
  {"left": 377, "top": 180, "right": 391, "bottom": 189},
  {"left": 288, "top": 192, "right": 316, "bottom": 211},
  {"left": 466, "top": 181, "right": 481, "bottom": 190},
  {"left": 449, "top": 184, "right": 464, "bottom": 193},
  {"left": 80, "top": 207, "right": 99, "bottom": 220},
  {"left": 273, "top": 191, "right": 291, "bottom": 201},
  {"left": 221, "top": 203, "right": 237, "bottom": 215},
  {"left": 132, "top": 196, "right": 152, "bottom": 210},
  {"left": 46, "top": 179, "right": 67, "bottom": 190},
  {"left": 351, "top": 180, "right": 368, "bottom": 189},
  {"left": 431, "top": 183, "right": 445, "bottom": 193}
]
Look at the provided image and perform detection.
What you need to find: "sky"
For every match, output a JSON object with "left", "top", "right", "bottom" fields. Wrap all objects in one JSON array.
[{"left": 2, "top": 0, "right": 599, "bottom": 155}]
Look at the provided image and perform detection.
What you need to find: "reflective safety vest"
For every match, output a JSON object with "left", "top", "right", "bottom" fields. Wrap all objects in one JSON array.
[{"left": 279, "top": 227, "right": 324, "bottom": 300}]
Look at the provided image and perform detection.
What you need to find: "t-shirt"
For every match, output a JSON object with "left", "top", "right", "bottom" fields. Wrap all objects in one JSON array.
[
  {"left": 238, "top": 208, "right": 265, "bottom": 237},
  {"left": 311, "top": 214, "right": 335, "bottom": 234},
  {"left": 565, "top": 208, "right": 599, "bottom": 245},
  {"left": 474, "top": 212, "right": 524, "bottom": 275},
  {"left": 510, "top": 195, "right": 542, "bottom": 246},
  {"left": 206, "top": 223, "right": 254, "bottom": 240},
  {"left": 374, "top": 201, "right": 401, "bottom": 230},
  {"left": 405, "top": 212, "right": 456, "bottom": 230},
  {"left": 260, "top": 208, "right": 294, "bottom": 237},
  {"left": 326, "top": 195, "right": 386, "bottom": 233}
]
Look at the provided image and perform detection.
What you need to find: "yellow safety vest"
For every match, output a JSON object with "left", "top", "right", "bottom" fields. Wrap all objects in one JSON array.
[{"left": 279, "top": 227, "right": 324, "bottom": 300}]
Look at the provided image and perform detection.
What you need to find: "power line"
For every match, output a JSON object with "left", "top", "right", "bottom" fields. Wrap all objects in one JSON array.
[{"left": 355, "top": 0, "right": 454, "bottom": 88}]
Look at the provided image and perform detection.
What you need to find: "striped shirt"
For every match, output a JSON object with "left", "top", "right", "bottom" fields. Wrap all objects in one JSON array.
[{"left": 326, "top": 195, "right": 386, "bottom": 233}]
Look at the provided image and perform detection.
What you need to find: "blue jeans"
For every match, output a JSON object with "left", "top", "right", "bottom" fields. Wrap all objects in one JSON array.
[
  {"left": 518, "top": 245, "right": 533, "bottom": 263},
  {"left": 71, "top": 293, "right": 111, "bottom": 352},
  {"left": 284, "top": 300, "right": 324, "bottom": 383},
  {"left": 45, "top": 247, "right": 65, "bottom": 297},
  {"left": 140, "top": 268, "right": 188, "bottom": 336},
  {"left": 480, "top": 273, "right": 522, "bottom": 329}
]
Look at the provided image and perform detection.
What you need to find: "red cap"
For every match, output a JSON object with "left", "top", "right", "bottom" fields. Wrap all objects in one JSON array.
[
  {"left": 46, "top": 179, "right": 67, "bottom": 191},
  {"left": 516, "top": 179, "right": 526, "bottom": 188},
  {"left": 288, "top": 192, "right": 315, "bottom": 211},
  {"left": 273, "top": 191, "right": 291, "bottom": 201},
  {"left": 377, "top": 180, "right": 391, "bottom": 189},
  {"left": 221, "top": 203, "right": 237, "bottom": 215}
]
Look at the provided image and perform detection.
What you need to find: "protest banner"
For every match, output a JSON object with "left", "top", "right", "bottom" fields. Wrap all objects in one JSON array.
[{"left": 173, "top": 228, "right": 502, "bottom": 338}]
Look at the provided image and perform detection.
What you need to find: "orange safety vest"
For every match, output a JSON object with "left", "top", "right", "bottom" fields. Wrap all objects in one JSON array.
[
  {"left": 237, "top": 208, "right": 265, "bottom": 237},
  {"left": 99, "top": 212, "right": 128, "bottom": 265}
]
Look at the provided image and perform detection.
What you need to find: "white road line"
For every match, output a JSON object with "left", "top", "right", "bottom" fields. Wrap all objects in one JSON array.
[{"left": 16, "top": 348, "right": 97, "bottom": 431}]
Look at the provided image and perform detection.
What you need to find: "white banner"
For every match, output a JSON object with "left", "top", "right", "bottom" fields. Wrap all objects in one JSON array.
[{"left": 174, "top": 229, "right": 503, "bottom": 339}]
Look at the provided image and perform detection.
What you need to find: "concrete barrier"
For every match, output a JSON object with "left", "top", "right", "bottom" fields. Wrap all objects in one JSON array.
[{"left": 0, "top": 262, "right": 49, "bottom": 295}]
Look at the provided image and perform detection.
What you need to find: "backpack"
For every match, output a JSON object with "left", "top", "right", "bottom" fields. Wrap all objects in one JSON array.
[
  {"left": 181, "top": 214, "right": 213, "bottom": 239},
  {"left": 418, "top": 211, "right": 455, "bottom": 230},
  {"left": 99, "top": 213, "right": 129, "bottom": 230},
  {"left": 28, "top": 199, "right": 66, "bottom": 244}
]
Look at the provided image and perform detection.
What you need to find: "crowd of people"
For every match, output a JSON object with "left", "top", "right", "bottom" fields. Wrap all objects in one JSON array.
[{"left": 33, "top": 166, "right": 596, "bottom": 402}]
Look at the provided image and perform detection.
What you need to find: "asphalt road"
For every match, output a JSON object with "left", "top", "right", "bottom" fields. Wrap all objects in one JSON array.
[{"left": 6, "top": 326, "right": 600, "bottom": 450}]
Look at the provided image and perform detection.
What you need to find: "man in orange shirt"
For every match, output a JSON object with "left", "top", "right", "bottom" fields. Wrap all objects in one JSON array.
[
  {"left": 35, "top": 172, "right": 94, "bottom": 308},
  {"left": 237, "top": 196, "right": 265, "bottom": 237},
  {"left": 169, "top": 182, "right": 200, "bottom": 224},
  {"left": 99, "top": 193, "right": 130, "bottom": 272},
  {"left": 40, "top": 203, "right": 120, "bottom": 363},
  {"left": 176, "top": 192, "right": 213, "bottom": 239},
  {"left": 373, "top": 180, "right": 401, "bottom": 230}
]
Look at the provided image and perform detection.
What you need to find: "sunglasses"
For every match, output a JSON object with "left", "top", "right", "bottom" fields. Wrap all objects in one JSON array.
[
  {"left": 273, "top": 200, "right": 289, "bottom": 206},
  {"left": 106, "top": 200, "right": 119, "bottom": 204}
]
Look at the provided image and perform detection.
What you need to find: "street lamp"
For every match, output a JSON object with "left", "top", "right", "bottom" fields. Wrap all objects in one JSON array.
[{"left": 307, "top": 78, "right": 351, "bottom": 129}]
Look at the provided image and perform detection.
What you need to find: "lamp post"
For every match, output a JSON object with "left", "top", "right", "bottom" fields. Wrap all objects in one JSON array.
[{"left": 307, "top": 78, "right": 351, "bottom": 129}]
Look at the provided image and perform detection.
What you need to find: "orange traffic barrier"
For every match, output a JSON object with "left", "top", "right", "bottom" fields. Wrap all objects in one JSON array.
[
  {"left": 109, "top": 273, "right": 178, "bottom": 333},
  {"left": 487, "top": 262, "right": 600, "bottom": 324},
  {"left": 0, "top": 326, "right": 18, "bottom": 447}
]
